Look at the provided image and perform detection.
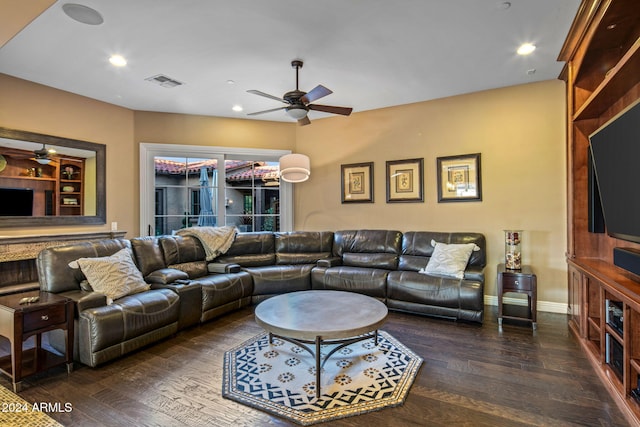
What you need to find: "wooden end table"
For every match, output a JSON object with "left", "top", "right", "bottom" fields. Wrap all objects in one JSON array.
[
  {"left": 0, "top": 291, "right": 74, "bottom": 392},
  {"left": 497, "top": 264, "right": 537, "bottom": 331}
]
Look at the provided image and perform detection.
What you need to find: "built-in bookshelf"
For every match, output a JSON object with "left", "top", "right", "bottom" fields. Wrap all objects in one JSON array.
[{"left": 560, "top": 0, "right": 640, "bottom": 424}]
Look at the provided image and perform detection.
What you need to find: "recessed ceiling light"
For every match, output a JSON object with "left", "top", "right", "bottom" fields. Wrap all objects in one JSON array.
[
  {"left": 517, "top": 43, "right": 536, "bottom": 55},
  {"left": 62, "top": 3, "right": 104, "bottom": 25},
  {"left": 227, "top": 80, "right": 236, "bottom": 85},
  {"left": 497, "top": 2, "right": 511, "bottom": 10},
  {"left": 232, "top": 105, "right": 243, "bottom": 112},
  {"left": 109, "top": 55, "right": 127, "bottom": 67}
]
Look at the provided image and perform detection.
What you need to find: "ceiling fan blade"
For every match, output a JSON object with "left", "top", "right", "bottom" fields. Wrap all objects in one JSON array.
[
  {"left": 300, "top": 85, "right": 332, "bottom": 104},
  {"left": 247, "top": 90, "right": 286, "bottom": 103},
  {"left": 308, "top": 104, "right": 353, "bottom": 116},
  {"left": 247, "top": 106, "right": 287, "bottom": 116},
  {"left": 298, "top": 116, "right": 311, "bottom": 126}
]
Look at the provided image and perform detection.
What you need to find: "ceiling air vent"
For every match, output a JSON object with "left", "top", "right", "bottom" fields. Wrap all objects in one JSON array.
[{"left": 145, "top": 74, "right": 184, "bottom": 88}]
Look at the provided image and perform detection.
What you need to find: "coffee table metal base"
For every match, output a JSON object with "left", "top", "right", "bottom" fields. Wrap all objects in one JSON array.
[{"left": 267, "top": 330, "right": 380, "bottom": 398}]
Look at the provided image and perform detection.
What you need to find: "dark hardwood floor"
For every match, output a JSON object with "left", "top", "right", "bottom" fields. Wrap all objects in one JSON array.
[{"left": 0, "top": 306, "right": 630, "bottom": 426}]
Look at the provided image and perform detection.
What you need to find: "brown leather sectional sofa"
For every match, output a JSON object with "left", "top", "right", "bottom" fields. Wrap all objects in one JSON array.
[{"left": 37, "top": 229, "right": 485, "bottom": 367}]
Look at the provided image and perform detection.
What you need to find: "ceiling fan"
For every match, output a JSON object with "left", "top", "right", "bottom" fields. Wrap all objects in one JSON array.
[
  {"left": 33, "top": 144, "right": 54, "bottom": 164},
  {"left": 247, "top": 60, "right": 352, "bottom": 126},
  {"left": 1, "top": 145, "right": 57, "bottom": 165}
]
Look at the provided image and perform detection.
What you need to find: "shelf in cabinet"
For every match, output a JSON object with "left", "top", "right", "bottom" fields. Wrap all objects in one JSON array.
[
  {"left": 0, "top": 175, "right": 56, "bottom": 182},
  {"left": 605, "top": 324, "right": 623, "bottom": 342},
  {"left": 588, "top": 316, "right": 601, "bottom": 331},
  {"left": 630, "top": 358, "right": 640, "bottom": 374},
  {"left": 574, "top": 36, "right": 640, "bottom": 120}
]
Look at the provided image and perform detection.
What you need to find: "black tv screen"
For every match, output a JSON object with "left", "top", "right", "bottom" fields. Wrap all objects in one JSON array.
[
  {"left": 589, "top": 99, "right": 640, "bottom": 244},
  {"left": 0, "top": 188, "right": 34, "bottom": 216}
]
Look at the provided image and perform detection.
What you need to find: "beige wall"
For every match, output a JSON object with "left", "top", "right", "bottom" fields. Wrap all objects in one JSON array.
[
  {"left": 0, "top": 73, "right": 567, "bottom": 305},
  {"left": 295, "top": 80, "right": 567, "bottom": 305},
  {"left": 0, "top": 74, "right": 296, "bottom": 238},
  {"left": 134, "top": 111, "right": 296, "bottom": 150},
  {"left": 0, "top": 73, "right": 136, "bottom": 237}
]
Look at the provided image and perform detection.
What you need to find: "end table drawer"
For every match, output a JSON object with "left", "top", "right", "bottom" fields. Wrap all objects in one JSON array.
[
  {"left": 503, "top": 276, "right": 533, "bottom": 291},
  {"left": 23, "top": 304, "right": 66, "bottom": 332}
]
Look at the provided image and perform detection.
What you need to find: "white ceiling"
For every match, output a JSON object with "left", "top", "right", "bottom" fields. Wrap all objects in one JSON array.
[{"left": 0, "top": 0, "right": 580, "bottom": 123}]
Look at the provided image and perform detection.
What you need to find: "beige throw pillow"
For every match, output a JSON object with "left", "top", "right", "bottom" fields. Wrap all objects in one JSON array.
[
  {"left": 71, "top": 248, "right": 150, "bottom": 304},
  {"left": 421, "top": 240, "right": 479, "bottom": 279}
]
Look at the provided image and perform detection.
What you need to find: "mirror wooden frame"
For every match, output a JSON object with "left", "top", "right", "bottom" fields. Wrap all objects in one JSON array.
[{"left": 0, "top": 127, "right": 106, "bottom": 227}]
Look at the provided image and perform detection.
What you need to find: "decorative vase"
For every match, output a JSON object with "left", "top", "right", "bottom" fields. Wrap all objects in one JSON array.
[{"left": 504, "top": 230, "right": 522, "bottom": 270}]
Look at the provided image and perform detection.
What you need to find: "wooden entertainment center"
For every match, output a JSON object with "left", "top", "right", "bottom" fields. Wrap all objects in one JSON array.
[
  {"left": 560, "top": 0, "right": 640, "bottom": 423},
  {"left": 0, "top": 147, "right": 85, "bottom": 216}
]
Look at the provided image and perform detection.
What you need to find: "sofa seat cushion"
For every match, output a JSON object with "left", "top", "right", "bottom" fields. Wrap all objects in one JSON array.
[
  {"left": 244, "top": 265, "right": 313, "bottom": 297},
  {"left": 79, "top": 288, "right": 179, "bottom": 352},
  {"left": 387, "top": 271, "right": 483, "bottom": 312},
  {"left": 190, "top": 272, "right": 253, "bottom": 313},
  {"left": 311, "top": 266, "right": 388, "bottom": 298}
]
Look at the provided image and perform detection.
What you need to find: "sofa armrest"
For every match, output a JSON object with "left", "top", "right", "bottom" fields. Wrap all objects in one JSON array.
[
  {"left": 145, "top": 268, "right": 190, "bottom": 285},
  {"left": 150, "top": 281, "right": 199, "bottom": 293},
  {"left": 317, "top": 257, "right": 342, "bottom": 268},
  {"left": 207, "top": 262, "right": 241, "bottom": 274},
  {"left": 463, "top": 266, "right": 485, "bottom": 283},
  {"left": 58, "top": 289, "right": 108, "bottom": 314},
  {"left": 150, "top": 281, "right": 202, "bottom": 329}
]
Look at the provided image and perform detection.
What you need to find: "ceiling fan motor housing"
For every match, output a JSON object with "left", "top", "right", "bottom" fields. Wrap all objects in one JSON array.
[
  {"left": 283, "top": 90, "right": 306, "bottom": 105},
  {"left": 34, "top": 145, "right": 49, "bottom": 159}
]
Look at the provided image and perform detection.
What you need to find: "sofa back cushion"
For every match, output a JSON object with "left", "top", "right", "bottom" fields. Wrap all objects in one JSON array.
[
  {"left": 215, "top": 232, "right": 275, "bottom": 266},
  {"left": 158, "top": 235, "right": 208, "bottom": 278},
  {"left": 399, "top": 231, "right": 486, "bottom": 272},
  {"left": 37, "top": 238, "right": 131, "bottom": 293},
  {"left": 275, "top": 231, "right": 334, "bottom": 265},
  {"left": 130, "top": 236, "right": 166, "bottom": 277},
  {"left": 332, "top": 230, "right": 402, "bottom": 270}
]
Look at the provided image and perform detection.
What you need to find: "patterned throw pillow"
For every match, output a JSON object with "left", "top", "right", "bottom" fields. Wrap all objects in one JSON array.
[
  {"left": 71, "top": 248, "right": 150, "bottom": 304},
  {"left": 421, "top": 240, "right": 479, "bottom": 279}
]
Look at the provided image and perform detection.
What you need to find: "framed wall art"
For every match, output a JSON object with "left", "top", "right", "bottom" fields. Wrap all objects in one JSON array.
[
  {"left": 385, "top": 158, "right": 424, "bottom": 203},
  {"left": 436, "top": 153, "right": 482, "bottom": 202},
  {"left": 341, "top": 162, "right": 374, "bottom": 203}
]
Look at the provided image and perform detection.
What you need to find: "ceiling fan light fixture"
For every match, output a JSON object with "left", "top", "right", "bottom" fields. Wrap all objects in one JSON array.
[
  {"left": 286, "top": 105, "right": 308, "bottom": 120},
  {"left": 35, "top": 157, "right": 52, "bottom": 165},
  {"left": 279, "top": 153, "right": 310, "bottom": 183},
  {"left": 34, "top": 144, "right": 52, "bottom": 164}
]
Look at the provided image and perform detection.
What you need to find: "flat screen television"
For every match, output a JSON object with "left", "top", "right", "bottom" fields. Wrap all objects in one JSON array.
[
  {"left": 589, "top": 98, "right": 640, "bottom": 245},
  {"left": 0, "top": 188, "right": 34, "bottom": 216}
]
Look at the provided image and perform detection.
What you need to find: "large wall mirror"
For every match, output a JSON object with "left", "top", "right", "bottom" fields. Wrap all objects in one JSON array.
[{"left": 0, "top": 127, "right": 106, "bottom": 227}]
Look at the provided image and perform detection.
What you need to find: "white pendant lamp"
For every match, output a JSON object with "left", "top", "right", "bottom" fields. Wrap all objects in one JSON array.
[{"left": 279, "top": 153, "right": 310, "bottom": 183}]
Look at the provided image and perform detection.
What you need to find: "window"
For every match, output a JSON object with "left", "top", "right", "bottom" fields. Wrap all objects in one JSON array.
[
  {"left": 224, "top": 160, "right": 280, "bottom": 232},
  {"left": 140, "top": 143, "right": 292, "bottom": 236}
]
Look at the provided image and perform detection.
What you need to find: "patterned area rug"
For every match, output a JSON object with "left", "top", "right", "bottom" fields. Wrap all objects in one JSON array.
[
  {"left": 0, "top": 386, "right": 64, "bottom": 427},
  {"left": 222, "top": 330, "right": 422, "bottom": 425}
]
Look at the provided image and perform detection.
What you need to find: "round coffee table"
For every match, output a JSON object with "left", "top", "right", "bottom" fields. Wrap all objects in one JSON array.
[{"left": 254, "top": 290, "right": 388, "bottom": 398}]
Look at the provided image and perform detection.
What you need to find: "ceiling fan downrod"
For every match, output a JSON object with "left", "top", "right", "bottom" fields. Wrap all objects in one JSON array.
[{"left": 292, "top": 60, "right": 303, "bottom": 91}]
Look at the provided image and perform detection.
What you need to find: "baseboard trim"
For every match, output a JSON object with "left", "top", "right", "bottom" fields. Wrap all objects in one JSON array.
[{"left": 484, "top": 295, "right": 568, "bottom": 314}]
